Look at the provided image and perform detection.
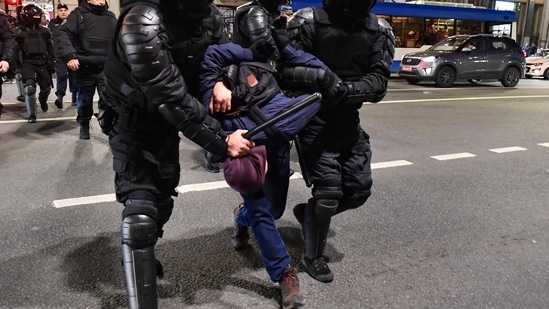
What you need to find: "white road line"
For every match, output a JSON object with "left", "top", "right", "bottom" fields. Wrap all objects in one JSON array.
[
  {"left": 431, "top": 152, "right": 477, "bottom": 161},
  {"left": 371, "top": 160, "right": 413, "bottom": 169},
  {"left": 52, "top": 160, "right": 415, "bottom": 208},
  {"left": 0, "top": 116, "right": 75, "bottom": 124},
  {"left": 538, "top": 143, "right": 549, "bottom": 147},
  {"left": 53, "top": 193, "right": 116, "bottom": 208},
  {"left": 489, "top": 146, "right": 527, "bottom": 153},
  {"left": 378, "top": 95, "right": 549, "bottom": 104}
]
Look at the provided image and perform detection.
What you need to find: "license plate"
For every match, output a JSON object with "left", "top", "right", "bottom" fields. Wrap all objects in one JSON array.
[{"left": 401, "top": 65, "right": 413, "bottom": 72}]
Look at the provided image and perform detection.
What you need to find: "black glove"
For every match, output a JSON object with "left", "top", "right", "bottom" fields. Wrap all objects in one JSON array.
[
  {"left": 272, "top": 15, "right": 287, "bottom": 30},
  {"left": 48, "top": 61, "right": 56, "bottom": 74},
  {"left": 250, "top": 37, "right": 277, "bottom": 60},
  {"left": 94, "top": 107, "right": 117, "bottom": 135},
  {"left": 317, "top": 71, "right": 350, "bottom": 107},
  {"left": 317, "top": 70, "right": 342, "bottom": 98},
  {"left": 271, "top": 27, "right": 290, "bottom": 52}
]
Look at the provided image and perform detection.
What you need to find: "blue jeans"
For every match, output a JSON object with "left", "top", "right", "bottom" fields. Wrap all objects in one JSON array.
[{"left": 236, "top": 143, "right": 291, "bottom": 282}]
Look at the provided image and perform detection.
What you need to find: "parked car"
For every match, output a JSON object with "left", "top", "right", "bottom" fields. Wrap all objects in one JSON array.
[
  {"left": 525, "top": 54, "right": 549, "bottom": 79},
  {"left": 399, "top": 34, "right": 525, "bottom": 87}
]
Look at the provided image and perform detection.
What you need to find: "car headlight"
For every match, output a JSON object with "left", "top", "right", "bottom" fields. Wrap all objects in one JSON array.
[{"left": 421, "top": 56, "right": 437, "bottom": 63}]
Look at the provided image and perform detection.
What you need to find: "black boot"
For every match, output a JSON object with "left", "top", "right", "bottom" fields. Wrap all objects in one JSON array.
[
  {"left": 0, "top": 102, "right": 3, "bottom": 116},
  {"left": 54, "top": 95, "right": 63, "bottom": 109},
  {"left": 79, "top": 123, "right": 90, "bottom": 140},
  {"left": 39, "top": 92, "right": 49, "bottom": 112},
  {"left": 299, "top": 201, "right": 334, "bottom": 283},
  {"left": 71, "top": 92, "right": 77, "bottom": 106},
  {"left": 17, "top": 95, "right": 25, "bottom": 102}
]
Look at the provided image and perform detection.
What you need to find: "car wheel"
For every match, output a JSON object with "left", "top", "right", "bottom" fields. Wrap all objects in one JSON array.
[
  {"left": 468, "top": 79, "right": 482, "bottom": 84},
  {"left": 501, "top": 67, "right": 520, "bottom": 87},
  {"left": 435, "top": 66, "right": 456, "bottom": 88},
  {"left": 525, "top": 75, "right": 533, "bottom": 79},
  {"left": 544, "top": 69, "right": 549, "bottom": 80},
  {"left": 406, "top": 78, "right": 420, "bottom": 84}
]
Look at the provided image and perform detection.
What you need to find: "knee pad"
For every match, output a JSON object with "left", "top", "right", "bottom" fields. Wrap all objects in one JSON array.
[
  {"left": 312, "top": 178, "right": 343, "bottom": 222},
  {"left": 24, "top": 84, "right": 36, "bottom": 96},
  {"left": 314, "top": 198, "right": 338, "bottom": 222},
  {"left": 121, "top": 214, "right": 158, "bottom": 249}
]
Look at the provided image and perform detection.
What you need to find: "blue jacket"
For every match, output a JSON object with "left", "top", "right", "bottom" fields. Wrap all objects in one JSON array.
[{"left": 199, "top": 43, "right": 328, "bottom": 144}]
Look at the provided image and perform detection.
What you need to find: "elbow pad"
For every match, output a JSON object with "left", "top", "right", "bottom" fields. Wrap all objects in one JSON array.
[
  {"left": 277, "top": 66, "right": 326, "bottom": 92},
  {"left": 157, "top": 103, "right": 228, "bottom": 156}
]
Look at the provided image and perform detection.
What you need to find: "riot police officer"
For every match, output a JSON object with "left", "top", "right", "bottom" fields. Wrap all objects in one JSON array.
[
  {"left": 287, "top": 0, "right": 395, "bottom": 283},
  {"left": 0, "top": 9, "right": 17, "bottom": 118},
  {"left": 13, "top": 4, "right": 55, "bottom": 123},
  {"left": 102, "top": 0, "right": 253, "bottom": 308}
]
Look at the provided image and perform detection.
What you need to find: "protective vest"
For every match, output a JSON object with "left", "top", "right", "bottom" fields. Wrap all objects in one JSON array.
[
  {"left": 73, "top": 7, "right": 116, "bottom": 65},
  {"left": 18, "top": 27, "right": 48, "bottom": 56}
]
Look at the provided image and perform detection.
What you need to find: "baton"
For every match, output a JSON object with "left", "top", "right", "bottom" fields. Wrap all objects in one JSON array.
[{"left": 243, "top": 92, "right": 322, "bottom": 139}]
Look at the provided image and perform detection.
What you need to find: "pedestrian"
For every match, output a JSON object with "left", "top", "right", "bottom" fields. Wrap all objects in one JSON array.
[
  {"left": 0, "top": 9, "right": 17, "bottom": 118},
  {"left": 48, "top": 3, "right": 77, "bottom": 110},
  {"left": 287, "top": 0, "right": 395, "bottom": 283},
  {"left": 101, "top": 0, "right": 254, "bottom": 308},
  {"left": 198, "top": 39, "right": 341, "bottom": 308},
  {"left": 13, "top": 4, "right": 56, "bottom": 123},
  {"left": 529, "top": 42, "right": 538, "bottom": 56},
  {"left": 56, "top": 0, "right": 116, "bottom": 139}
]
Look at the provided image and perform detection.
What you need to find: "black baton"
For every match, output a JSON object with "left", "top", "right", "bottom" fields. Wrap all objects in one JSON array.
[{"left": 243, "top": 92, "right": 322, "bottom": 139}]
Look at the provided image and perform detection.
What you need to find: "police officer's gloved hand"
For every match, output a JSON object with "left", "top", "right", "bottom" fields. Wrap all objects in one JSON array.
[
  {"left": 94, "top": 107, "right": 117, "bottom": 135},
  {"left": 250, "top": 37, "right": 277, "bottom": 60},
  {"left": 271, "top": 27, "right": 290, "bottom": 52},
  {"left": 317, "top": 71, "right": 349, "bottom": 107},
  {"left": 48, "top": 61, "right": 56, "bottom": 74}
]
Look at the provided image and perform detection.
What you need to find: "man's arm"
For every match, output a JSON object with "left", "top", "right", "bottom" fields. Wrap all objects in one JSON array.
[{"left": 57, "top": 10, "right": 79, "bottom": 63}]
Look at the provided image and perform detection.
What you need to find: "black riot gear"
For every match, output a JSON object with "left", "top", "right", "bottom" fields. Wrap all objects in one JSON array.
[
  {"left": 322, "top": 0, "right": 377, "bottom": 22},
  {"left": 20, "top": 4, "right": 43, "bottom": 27}
]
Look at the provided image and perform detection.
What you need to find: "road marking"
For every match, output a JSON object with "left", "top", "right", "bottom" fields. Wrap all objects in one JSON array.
[
  {"left": 431, "top": 152, "right": 477, "bottom": 161},
  {"left": 52, "top": 160, "right": 415, "bottom": 208},
  {"left": 538, "top": 143, "right": 549, "bottom": 147},
  {"left": 53, "top": 193, "right": 116, "bottom": 208},
  {"left": 489, "top": 146, "right": 527, "bottom": 153},
  {"left": 378, "top": 95, "right": 549, "bottom": 104},
  {"left": 0, "top": 116, "right": 75, "bottom": 124},
  {"left": 371, "top": 160, "right": 413, "bottom": 169}
]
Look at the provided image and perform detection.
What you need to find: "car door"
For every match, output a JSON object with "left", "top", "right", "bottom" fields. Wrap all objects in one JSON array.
[
  {"left": 455, "top": 38, "right": 488, "bottom": 79},
  {"left": 484, "top": 37, "right": 511, "bottom": 78}
]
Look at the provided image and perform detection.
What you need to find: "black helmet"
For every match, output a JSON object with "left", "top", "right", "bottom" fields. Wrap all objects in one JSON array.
[
  {"left": 20, "top": 4, "right": 43, "bottom": 27},
  {"left": 322, "top": 0, "right": 376, "bottom": 21},
  {"left": 257, "top": 0, "right": 291, "bottom": 14}
]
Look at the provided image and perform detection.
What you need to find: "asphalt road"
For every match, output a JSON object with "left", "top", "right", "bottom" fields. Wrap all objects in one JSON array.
[{"left": 0, "top": 77, "right": 548, "bottom": 309}]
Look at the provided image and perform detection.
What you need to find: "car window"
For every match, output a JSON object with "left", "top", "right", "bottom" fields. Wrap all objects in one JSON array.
[
  {"left": 428, "top": 36, "right": 469, "bottom": 51},
  {"left": 463, "top": 38, "right": 485, "bottom": 51},
  {"left": 489, "top": 39, "right": 508, "bottom": 51}
]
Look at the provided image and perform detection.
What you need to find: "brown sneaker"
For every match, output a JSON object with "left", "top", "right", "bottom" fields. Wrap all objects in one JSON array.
[{"left": 279, "top": 267, "right": 304, "bottom": 309}]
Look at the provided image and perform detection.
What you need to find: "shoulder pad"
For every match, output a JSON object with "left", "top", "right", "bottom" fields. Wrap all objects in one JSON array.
[
  {"left": 287, "top": 7, "right": 314, "bottom": 30},
  {"left": 377, "top": 17, "right": 392, "bottom": 31},
  {"left": 235, "top": 2, "right": 256, "bottom": 14},
  {"left": 0, "top": 9, "right": 6, "bottom": 17},
  {"left": 247, "top": 6, "right": 269, "bottom": 18}
]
